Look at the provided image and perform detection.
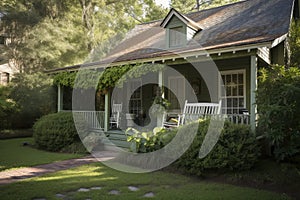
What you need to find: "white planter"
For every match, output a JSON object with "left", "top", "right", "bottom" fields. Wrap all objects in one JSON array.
[{"left": 126, "top": 113, "right": 135, "bottom": 127}]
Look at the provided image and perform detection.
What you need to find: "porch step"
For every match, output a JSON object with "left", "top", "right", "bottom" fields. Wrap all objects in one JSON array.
[
  {"left": 106, "top": 130, "right": 130, "bottom": 149},
  {"left": 88, "top": 129, "right": 130, "bottom": 149}
]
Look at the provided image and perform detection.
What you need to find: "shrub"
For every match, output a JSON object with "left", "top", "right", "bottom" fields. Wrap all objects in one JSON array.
[
  {"left": 175, "top": 120, "right": 260, "bottom": 176},
  {"left": 257, "top": 65, "right": 300, "bottom": 161},
  {"left": 126, "top": 120, "right": 259, "bottom": 176},
  {"left": 126, "top": 127, "right": 177, "bottom": 153},
  {"left": 33, "top": 112, "right": 86, "bottom": 152},
  {"left": 0, "top": 86, "right": 18, "bottom": 129}
]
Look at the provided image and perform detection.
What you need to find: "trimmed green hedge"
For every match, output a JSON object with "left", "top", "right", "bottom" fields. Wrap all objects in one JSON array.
[
  {"left": 175, "top": 120, "right": 260, "bottom": 176},
  {"left": 33, "top": 112, "right": 86, "bottom": 153},
  {"left": 126, "top": 119, "right": 260, "bottom": 176}
]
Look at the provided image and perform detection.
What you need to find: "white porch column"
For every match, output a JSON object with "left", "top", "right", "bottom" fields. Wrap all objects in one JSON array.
[
  {"left": 104, "top": 93, "right": 109, "bottom": 132},
  {"left": 250, "top": 55, "right": 258, "bottom": 132},
  {"left": 157, "top": 70, "right": 164, "bottom": 127},
  {"left": 57, "top": 84, "right": 63, "bottom": 112}
]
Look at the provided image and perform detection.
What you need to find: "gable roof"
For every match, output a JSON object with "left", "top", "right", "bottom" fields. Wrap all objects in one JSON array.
[
  {"left": 50, "top": 0, "right": 295, "bottom": 72},
  {"left": 160, "top": 8, "right": 202, "bottom": 31}
]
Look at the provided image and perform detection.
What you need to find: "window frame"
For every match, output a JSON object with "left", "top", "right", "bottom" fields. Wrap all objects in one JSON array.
[
  {"left": 168, "top": 26, "right": 185, "bottom": 48},
  {"left": 219, "top": 69, "right": 246, "bottom": 114}
]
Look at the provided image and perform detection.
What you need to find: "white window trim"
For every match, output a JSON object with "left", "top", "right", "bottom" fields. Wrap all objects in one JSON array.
[
  {"left": 128, "top": 78, "right": 142, "bottom": 115},
  {"left": 219, "top": 69, "right": 246, "bottom": 114}
]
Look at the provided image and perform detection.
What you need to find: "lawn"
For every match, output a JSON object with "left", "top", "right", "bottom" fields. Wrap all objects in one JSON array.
[
  {"left": 0, "top": 163, "right": 291, "bottom": 200},
  {"left": 0, "top": 138, "right": 82, "bottom": 171}
]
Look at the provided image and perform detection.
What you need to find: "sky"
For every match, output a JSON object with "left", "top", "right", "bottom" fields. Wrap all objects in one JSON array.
[{"left": 155, "top": 0, "right": 171, "bottom": 8}]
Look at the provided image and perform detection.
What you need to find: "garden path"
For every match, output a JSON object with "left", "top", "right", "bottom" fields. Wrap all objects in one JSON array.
[{"left": 0, "top": 152, "right": 116, "bottom": 185}]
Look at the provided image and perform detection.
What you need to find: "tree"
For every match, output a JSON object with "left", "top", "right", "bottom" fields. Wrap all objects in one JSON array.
[
  {"left": 0, "top": 0, "right": 167, "bottom": 72},
  {"left": 289, "top": 20, "right": 300, "bottom": 67},
  {"left": 170, "top": 0, "right": 241, "bottom": 13},
  {"left": 9, "top": 72, "right": 56, "bottom": 128}
]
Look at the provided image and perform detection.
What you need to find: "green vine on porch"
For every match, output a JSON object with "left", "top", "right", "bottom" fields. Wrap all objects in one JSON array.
[{"left": 53, "top": 63, "right": 165, "bottom": 92}]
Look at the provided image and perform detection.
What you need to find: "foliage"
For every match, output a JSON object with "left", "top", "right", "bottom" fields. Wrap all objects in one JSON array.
[
  {"left": 33, "top": 112, "right": 87, "bottom": 152},
  {"left": 53, "top": 63, "right": 165, "bottom": 92},
  {"left": 9, "top": 72, "right": 56, "bottom": 129},
  {"left": 0, "top": 0, "right": 167, "bottom": 72},
  {"left": 0, "top": 129, "right": 32, "bottom": 139},
  {"left": 170, "top": 0, "right": 241, "bottom": 13},
  {"left": 289, "top": 20, "right": 300, "bottom": 67},
  {"left": 257, "top": 65, "right": 300, "bottom": 161},
  {"left": 175, "top": 120, "right": 259, "bottom": 176},
  {"left": 0, "top": 86, "right": 18, "bottom": 129},
  {"left": 127, "top": 119, "right": 259, "bottom": 175},
  {"left": 126, "top": 127, "right": 176, "bottom": 153}
]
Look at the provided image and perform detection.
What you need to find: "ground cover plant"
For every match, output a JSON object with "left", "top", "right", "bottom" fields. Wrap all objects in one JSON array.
[
  {"left": 0, "top": 138, "right": 82, "bottom": 171},
  {"left": 0, "top": 163, "right": 291, "bottom": 200}
]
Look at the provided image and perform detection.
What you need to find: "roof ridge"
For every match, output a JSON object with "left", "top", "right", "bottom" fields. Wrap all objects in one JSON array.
[{"left": 138, "top": 0, "right": 247, "bottom": 26}]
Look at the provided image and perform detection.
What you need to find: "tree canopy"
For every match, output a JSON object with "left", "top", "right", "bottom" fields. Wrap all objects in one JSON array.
[{"left": 0, "top": 0, "right": 243, "bottom": 73}]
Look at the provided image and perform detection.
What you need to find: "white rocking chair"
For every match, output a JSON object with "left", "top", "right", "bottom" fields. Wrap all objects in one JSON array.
[{"left": 110, "top": 101, "right": 122, "bottom": 129}]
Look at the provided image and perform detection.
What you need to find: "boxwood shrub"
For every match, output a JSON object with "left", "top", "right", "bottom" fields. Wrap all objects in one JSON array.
[
  {"left": 33, "top": 112, "right": 86, "bottom": 152},
  {"left": 175, "top": 120, "right": 260, "bottom": 176}
]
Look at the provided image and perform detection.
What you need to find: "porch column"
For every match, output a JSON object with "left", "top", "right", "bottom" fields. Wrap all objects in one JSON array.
[
  {"left": 157, "top": 70, "right": 164, "bottom": 127},
  {"left": 104, "top": 92, "right": 109, "bottom": 132},
  {"left": 250, "top": 55, "right": 258, "bottom": 132},
  {"left": 57, "top": 84, "right": 63, "bottom": 112}
]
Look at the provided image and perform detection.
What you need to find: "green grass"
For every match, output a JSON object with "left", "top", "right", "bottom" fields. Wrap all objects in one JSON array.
[
  {"left": 0, "top": 138, "right": 82, "bottom": 171},
  {"left": 0, "top": 163, "right": 291, "bottom": 200}
]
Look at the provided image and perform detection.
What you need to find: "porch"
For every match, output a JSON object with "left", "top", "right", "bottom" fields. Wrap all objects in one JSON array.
[{"left": 57, "top": 54, "right": 262, "bottom": 134}]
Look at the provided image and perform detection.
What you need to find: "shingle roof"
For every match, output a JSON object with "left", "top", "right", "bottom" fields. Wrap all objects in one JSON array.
[{"left": 51, "top": 0, "right": 295, "bottom": 72}]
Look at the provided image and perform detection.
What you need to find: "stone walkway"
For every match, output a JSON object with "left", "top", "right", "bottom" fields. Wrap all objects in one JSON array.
[{"left": 0, "top": 155, "right": 99, "bottom": 185}]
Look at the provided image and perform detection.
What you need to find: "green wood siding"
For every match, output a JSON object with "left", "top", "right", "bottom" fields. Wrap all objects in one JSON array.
[
  {"left": 165, "top": 15, "right": 187, "bottom": 48},
  {"left": 271, "top": 42, "right": 285, "bottom": 65}
]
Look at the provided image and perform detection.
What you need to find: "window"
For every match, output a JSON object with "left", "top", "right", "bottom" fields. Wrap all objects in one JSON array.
[
  {"left": 220, "top": 70, "right": 246, "bottom": 114},
  {"left": 169, "top": 26, "right": 184, "bottom": 47},
  {"left": 0, "top": 72, "right": 9, "bottom": 85},
  {"left": 128, "top": 79, "right": 142, "bottom": 116}
]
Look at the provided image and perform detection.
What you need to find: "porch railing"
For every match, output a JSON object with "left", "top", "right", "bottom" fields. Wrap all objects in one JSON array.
[
  {"left": 63, "top": 111, "right": 249, "bottom": 131},
  {"left": 226, "top": 114, "right": 250, "bottom": 125},
  {"left": 67, "top": 111, "right": 105, "bottom": 130}
]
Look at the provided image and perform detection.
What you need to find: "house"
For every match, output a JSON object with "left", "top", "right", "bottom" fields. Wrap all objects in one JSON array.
[
  {"left": 49, "top": 0, "right": 299, "bottom": 133},
  {"left": 0, "top": 34, "right": 18, "bottom": 86}
]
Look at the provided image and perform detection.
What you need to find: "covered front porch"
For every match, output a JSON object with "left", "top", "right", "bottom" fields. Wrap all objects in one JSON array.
[{"left": 56, "top": 52, "right": 263, "bottom": 133}]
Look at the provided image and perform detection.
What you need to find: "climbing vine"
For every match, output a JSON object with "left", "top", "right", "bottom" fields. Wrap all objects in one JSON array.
[{"left": 53, "top": 63, "right": 165, "bottom": 92}]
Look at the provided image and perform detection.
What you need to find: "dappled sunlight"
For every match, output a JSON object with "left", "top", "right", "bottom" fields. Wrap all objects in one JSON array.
[{"left": 20, "top": 164, "right": 119, "bottom": 185}]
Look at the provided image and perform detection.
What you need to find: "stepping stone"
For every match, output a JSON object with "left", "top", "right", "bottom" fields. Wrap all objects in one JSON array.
[
  {"left": 143, "top": 192, "right": 155, "bottom": 198},
  {"left": 108, "top": 190, "right": 120, "bottom": 195},
  {"left": 128, "top": 186, "right": 139, "bottom": 191},
  {"left": 78, "top": 188, "right": 90, "bottom": 192},
  {"left": 55, "top": 194, "right": 65, "bottom": 198},
  {"left": 90, "top": 186, "right": 102, "bottom": 190}
]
